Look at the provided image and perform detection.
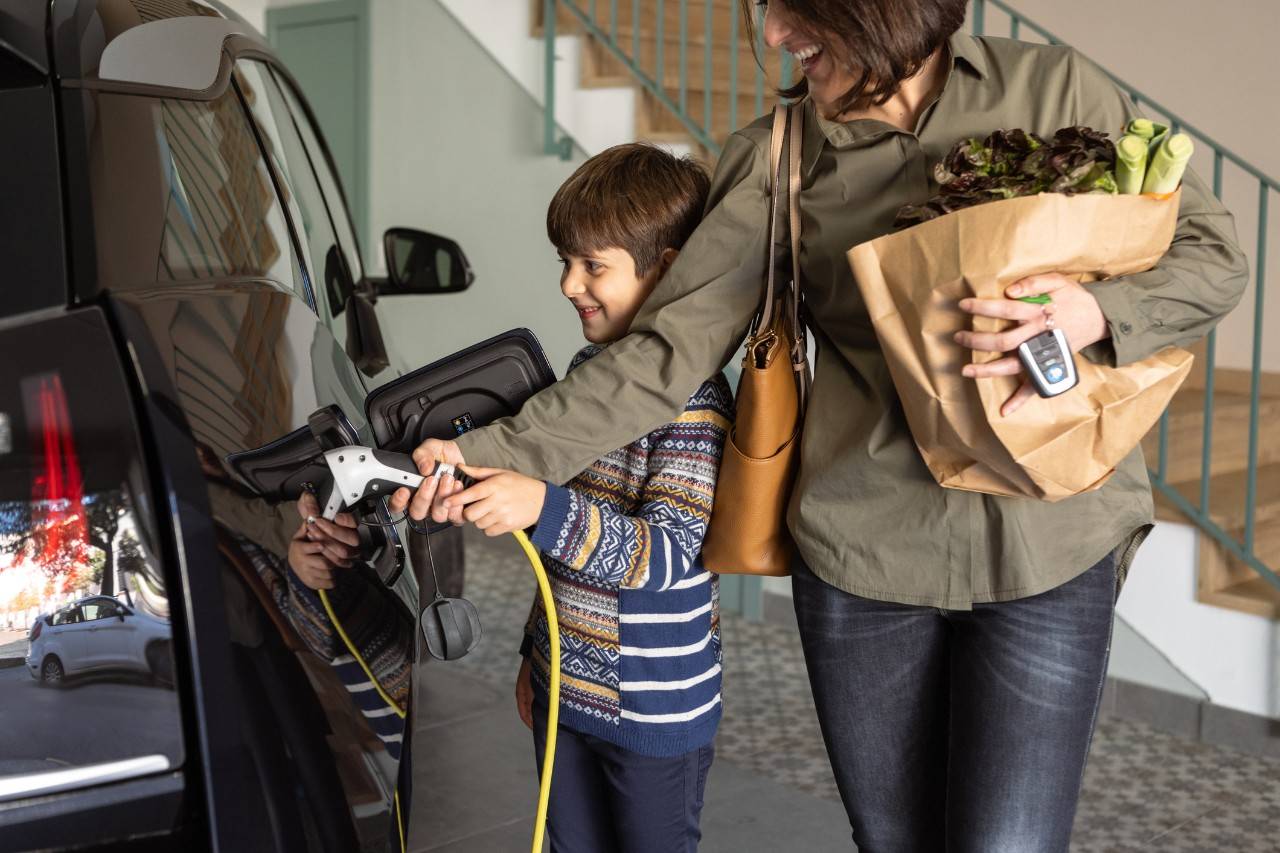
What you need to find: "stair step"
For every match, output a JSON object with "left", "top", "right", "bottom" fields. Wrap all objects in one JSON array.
[
  {"left": 1141, "top": 387, "right": 1280, "bottom": 482},
  {"left": 1196, "top": 575, "right": 1280, "bottom": 620},
  {"left": 581, "top": 29, "right": 786, "bottom": 95},
  {"left": 634, "top": 87, "right": 763, "bottom": 145},
  {"left": 536, "top": 0, "right": 746, "bottom": 42},
  {"left": 1155, "top": 462, "right": 1280, "bottom": 530},
  {"left": 1196, "top": 517, "right": 1280, "bottom": 619}
]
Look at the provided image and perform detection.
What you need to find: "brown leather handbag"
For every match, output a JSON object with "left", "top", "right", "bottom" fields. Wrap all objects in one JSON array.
[{"left": 702, "top": 103, "right": 809, "bottom": 577}]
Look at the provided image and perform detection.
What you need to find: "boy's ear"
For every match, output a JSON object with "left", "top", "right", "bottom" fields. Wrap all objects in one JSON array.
[{"left": 658, "top": 248, "right": 679, "bottom": 276}]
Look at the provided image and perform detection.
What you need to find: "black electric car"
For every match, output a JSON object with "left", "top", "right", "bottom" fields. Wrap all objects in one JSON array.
[{"left": 0, "top": 1, "right": 476, "bottom": 850}]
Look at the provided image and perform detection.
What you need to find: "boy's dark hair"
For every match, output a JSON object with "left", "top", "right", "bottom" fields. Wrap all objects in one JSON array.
[{"left": 547, "top": 143, "right": 711, "bottom": 276}]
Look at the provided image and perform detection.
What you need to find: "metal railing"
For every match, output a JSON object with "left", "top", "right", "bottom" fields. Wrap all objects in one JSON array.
[
  {"left": 543, "top": 0, "right": 788, "bottom": 158},
  {"left": 542, "top": 0, "right": 1279, "bottom": 592}
]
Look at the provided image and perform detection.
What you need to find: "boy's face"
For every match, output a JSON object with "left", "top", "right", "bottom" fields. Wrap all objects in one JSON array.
[{"left": 558, "top": 247, "right": 676, "bottom": 344}]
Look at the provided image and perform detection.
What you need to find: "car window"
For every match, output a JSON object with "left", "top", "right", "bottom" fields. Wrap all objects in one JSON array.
[
  {"left": 234, "top": 61, "right": 354, "bottom": 333},
  {"left": 0, "top": 319, "right": 182, "bottom": 797},
  {"left": 269, "top": 68, "right": 365, "bottom": 297},
  {"left": 84, "top": 88, "right": 307, "bottom": 299}
]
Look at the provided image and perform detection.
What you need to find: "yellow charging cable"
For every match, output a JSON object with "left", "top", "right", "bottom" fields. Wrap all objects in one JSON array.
[{"left": 318, "top": 527, "right": 560, "bottom": 853}]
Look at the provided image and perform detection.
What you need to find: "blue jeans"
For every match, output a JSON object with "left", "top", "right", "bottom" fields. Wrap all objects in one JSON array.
[
  {"left": 531, "top": 696, "right": 715, "bottom": 853},
  {"left": 792, "top": 552, "right": 1116, "bottom": 853}
]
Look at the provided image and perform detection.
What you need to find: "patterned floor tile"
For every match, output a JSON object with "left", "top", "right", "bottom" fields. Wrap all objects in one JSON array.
[{"left": 449, "top": 529, "right": 1280, "bottom": 850}]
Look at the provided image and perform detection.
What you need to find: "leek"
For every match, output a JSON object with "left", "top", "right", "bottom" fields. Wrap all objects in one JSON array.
[
  {"left": 1141, "top": 133, "right": 1194, "bottom": 194},
  {"left": 1126, "top": 118, "right": 1162, "bottom": 140},
  {"left": 1115, "top": 134, "right": 1148, "bottom": 195}
]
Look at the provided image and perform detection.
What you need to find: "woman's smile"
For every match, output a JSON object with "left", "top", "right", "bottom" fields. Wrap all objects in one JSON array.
[{"left": 790, "top": 42, "right": 824, "bottom": 73}]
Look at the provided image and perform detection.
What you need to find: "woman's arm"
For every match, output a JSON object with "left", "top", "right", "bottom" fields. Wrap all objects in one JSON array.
[
  {"left": 1069, "top": 50, "right": 1249, "bottom": 366},
  {"left": 528, "top": 378, "right": 733, "bottom": 590},
  {"left": 455, "top": 131, "right": 771, "bottom": 485}
]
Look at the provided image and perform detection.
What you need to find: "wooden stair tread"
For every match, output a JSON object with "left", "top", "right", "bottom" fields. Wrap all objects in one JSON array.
[
  {"left": 1197, "top": 576, "right": 1280, "bottom": 620},
  {"left": 1155, "top": 462, "right": 1280, "bottom": 530},
  {"left": 1200, "top": 571, "right": 1280, "bottom": 618}
]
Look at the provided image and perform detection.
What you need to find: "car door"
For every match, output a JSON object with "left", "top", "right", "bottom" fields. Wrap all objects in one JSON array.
[
  {"left": 66, "top": 43, "right": 416, "bottom": 851},
  {"left": 84, "top": 599, "right": 138, "bottom": 671},
  {"left": 50, "top": 605, "right": 88, "bottom": 675}
]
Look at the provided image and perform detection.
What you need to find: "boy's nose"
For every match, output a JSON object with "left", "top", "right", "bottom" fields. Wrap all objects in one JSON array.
[
  {"left": 762, "top": 4, "right": 793, "bottom": 49},
  {"left": 561, "top": 274, "right": 585, "bottom": 299}
]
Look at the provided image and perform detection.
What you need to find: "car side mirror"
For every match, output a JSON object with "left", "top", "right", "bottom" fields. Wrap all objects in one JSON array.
[{"left": 382, "top": 228, "right": 475, "bottom": 295}]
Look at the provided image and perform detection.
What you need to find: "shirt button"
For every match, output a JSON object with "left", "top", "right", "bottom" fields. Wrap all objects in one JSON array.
[{"left": 1119, "top": 322, "right": 1133, "bottom": 334}]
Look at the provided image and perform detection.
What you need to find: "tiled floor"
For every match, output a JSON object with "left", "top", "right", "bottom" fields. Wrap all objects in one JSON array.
[{"left": 410, "top": 529, "right": 1280, "bottom": 852}]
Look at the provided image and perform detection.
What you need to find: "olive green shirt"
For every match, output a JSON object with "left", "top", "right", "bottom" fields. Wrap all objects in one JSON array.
[{"left": 459, "top": 32, "right": 1248, "bottom": 609}]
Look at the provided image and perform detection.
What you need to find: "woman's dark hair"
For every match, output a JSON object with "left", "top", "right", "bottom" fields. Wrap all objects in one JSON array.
[
  {"left": 741, "top": 0, "right": 969, "bottom": 113},
  {"left": 547, "top": 143, "right": 710, "bottom": 276}
]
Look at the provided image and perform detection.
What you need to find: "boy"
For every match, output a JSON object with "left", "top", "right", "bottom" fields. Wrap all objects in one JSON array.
[{"left": 391, "top": 143, "right": 732, "bottom": 852}]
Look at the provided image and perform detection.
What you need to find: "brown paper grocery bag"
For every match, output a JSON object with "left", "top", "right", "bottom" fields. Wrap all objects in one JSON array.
[{"left": 847, "top": 190, "right": 1193, "bottom": 501}]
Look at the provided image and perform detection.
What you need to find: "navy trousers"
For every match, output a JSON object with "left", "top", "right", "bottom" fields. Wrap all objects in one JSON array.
[
  {"left": 792, "top": 552, "right": 1117, "bottom": 853},
  {"left": 531, "top": 696, "right": 715, "bottom": 853}
]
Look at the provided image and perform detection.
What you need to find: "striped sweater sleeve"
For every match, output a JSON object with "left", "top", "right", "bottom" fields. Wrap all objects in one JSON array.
[{"left": 529, "top": 377, "right": 733, "bottom": 591}]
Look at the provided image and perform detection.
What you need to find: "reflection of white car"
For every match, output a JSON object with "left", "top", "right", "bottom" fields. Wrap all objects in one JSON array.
[{"left": 25, "top": 596, "right": 172, "bottom": 686}]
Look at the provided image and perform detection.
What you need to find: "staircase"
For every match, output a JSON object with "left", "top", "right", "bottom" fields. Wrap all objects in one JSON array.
[
  {"left": 1144, "top": 346, "right": 1280, "bottom": 618},
  {"left": 534, "top": 0, "right": 1280, "bottom": 620},
  {"left": 533, "top": 0, "right": 783, "bottom": 159}
]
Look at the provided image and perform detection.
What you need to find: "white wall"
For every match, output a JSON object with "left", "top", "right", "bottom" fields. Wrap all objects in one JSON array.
[
  {"left": 1117, "top": 522, "right": 1279, "bottom": 717},
  {"left": 366, "top": 0, "right": 589, "bottom": 375},
  {"left": 438, "top": 0, "right": 641, "bottom": 158}
]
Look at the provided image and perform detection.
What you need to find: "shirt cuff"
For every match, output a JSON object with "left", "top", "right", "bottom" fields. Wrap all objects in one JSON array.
[
  {"left": 530, "top": 483, "right": 574, "bottom": 553},
  {"left": 1088, "top": 277, "right": 1148, "bottom": 367},
  {"left": 455, "top": 427, "right": 515, "bottom": 470}
]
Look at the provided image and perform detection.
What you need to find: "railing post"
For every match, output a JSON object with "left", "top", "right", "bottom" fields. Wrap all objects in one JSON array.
[
  {"left": 1200, "top": 153, "right": 1226, "bottom": 514},
  {"left": 543, "top": 0, "right": 572, "bottom": 159},
  {"left": 973, "top": 0, "right": 985, "bottom": 36},
  {"left": 679, "top": 0, "right": 688, "bottom": 113},
  {"left": 632, "top": 0, "right": 640, "bottom": 63},
  {"left": 729, "top": 0, "right": 739, "bottom": 133},
  {"left": 656, "top": 0, "right": 665, "bottom": 92},
  {"left": 1245, "top": 183, "right": 1269, "bottom": 555},
  {"left": 753, "top": 1, "right": 764, "bottom": 117},
  {"left": 704, "top": 0, "right": 713, "bottom": 135}
]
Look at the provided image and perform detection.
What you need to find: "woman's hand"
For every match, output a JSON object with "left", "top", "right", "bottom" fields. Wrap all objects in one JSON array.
[
  {"left": 288, "top": 492, "right": 360, "bottom": 590},
  {"left": 443, "top": 466, "right": 547, "bottom": 537},
  {"left": 515, "top": 656, "right": 534, "bottom": 731},
  {"left": 955, "top": 273, "right": 1110, "bottom": 416},
  {"left": 387, "top": 438, "right": 467, "bottom": 525}
]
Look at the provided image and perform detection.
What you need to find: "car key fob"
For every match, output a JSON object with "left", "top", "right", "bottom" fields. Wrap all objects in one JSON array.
[{"left": 1017, "top": 329, "right": 1078, "bottom": 398}]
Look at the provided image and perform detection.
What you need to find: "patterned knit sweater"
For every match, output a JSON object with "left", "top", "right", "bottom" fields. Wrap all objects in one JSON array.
[{"left": 520, "top": 344, "right": 734, "bottom": 757}]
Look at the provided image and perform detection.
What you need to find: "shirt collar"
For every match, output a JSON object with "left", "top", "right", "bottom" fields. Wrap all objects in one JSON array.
[{"left": 947, "top": 30, "right": 989, "bottom": 80}]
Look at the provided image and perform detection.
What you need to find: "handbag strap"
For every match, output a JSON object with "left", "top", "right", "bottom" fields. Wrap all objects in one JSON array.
[
  {"left": 755, "top": 103, "right": 809, "bottom": 406},
  {"left": 756, "top": 105, "right": 789, "bottom": 335},
  {"left": 786, "top": 101, "right": 809, "bottom": 408}
]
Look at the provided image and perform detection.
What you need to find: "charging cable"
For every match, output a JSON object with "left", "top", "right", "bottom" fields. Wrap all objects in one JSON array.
[{"left": 312, "top": 450, "right": 560, "bottom": 853}]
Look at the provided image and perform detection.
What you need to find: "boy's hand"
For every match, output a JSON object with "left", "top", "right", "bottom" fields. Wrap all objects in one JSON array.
[
  {"left": 515, "top": 656, "right": 534, "bottom": 730},
  {"left": 445, "top": 466, "right": 546, "bottom": 537},
  {"left": 388, "top": 438, "right": 467, "bottom": 525},
  {"left": 288, "top": 492, "right": 360, "bottom": 590}
]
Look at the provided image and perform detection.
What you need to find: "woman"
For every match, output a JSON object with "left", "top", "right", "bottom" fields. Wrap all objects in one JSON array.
[{"left": 395, "top": 1, "right": 1247, "bottom": 849}]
